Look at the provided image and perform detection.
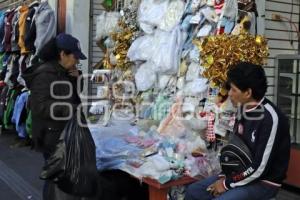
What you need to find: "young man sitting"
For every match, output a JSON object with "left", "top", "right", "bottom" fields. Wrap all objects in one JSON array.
[{"left": 185, "top": 62, "right": 291, "bottom": 200}]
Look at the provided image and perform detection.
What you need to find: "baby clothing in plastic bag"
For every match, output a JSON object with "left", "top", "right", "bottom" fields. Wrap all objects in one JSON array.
[
  {"left": 183, "top": 78, "right": 208, "bottom": 96},
  {"left": 221, "top": 0, "right": 238, "bottom": 21},
  {"left": 185, "top": 62, "right": 201, "bottom": 81},
  {"left": 135, "top": 61, "right": 157, "bottom": 91},
  {"left": 150, "top": 26, "right": 184, "bottom": 74},
  {"left": 159, "top": 0, "right": 185, "bottom": 32},
  {"left": 201, "top": 6, "right": 218, "bottom": 23},
  {"left": 181, "top": 15, "right": 193, "bottom": 32},
  {"left": 157, "top": 74, "right": 172, "bottom": 90},
  {"left": 95, "top": 136, "right": 142, "bottom": 171},
  {"left": 189, "top": 45, "right": 201, "bottom": 62},
  {"left": 151, "top": 94, "right": 173, "bottom": 121},
  {"left": 138, "top": 0, "right": 169, "bottom": 33},
  {"left": 197, "top": 23, "right": 213, "bottom": 37},
  {"left": 96, "top": 11, "right": 120, "bottom": 40},
  {"left": 127, "top": 34, "right": 155, "bottom": 61}
]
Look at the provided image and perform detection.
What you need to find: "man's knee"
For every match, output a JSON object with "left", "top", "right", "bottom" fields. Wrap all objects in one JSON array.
[
  {"left": 185, "top": 184, "right": 198, "bottom": 200},
  {"left": 185, "top": 176, "right": 219, "bottom": 200},
  {"left": 185, "top": 182, "right": 207, "bottom": 200}
]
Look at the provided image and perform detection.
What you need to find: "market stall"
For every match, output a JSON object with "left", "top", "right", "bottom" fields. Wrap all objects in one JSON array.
[
  {"left": 0, "top": 0, "right": 56, "bottom": 146},
  {"left": 89, "top": 0, "right": 269, "bottom": 198}
]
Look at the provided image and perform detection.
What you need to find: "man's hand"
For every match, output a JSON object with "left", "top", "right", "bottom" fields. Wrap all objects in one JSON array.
[{"left": 207, "top": 178, "right": 226, "bottom": 197}]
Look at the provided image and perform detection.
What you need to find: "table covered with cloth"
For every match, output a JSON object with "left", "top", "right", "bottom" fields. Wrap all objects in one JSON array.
[{"left": 89, "top": 120, "right": 186, "bottom": 183}]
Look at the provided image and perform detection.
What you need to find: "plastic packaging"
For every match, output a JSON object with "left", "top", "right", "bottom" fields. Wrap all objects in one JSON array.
[
  {"left": 135, "top": 62, "right": 157, "bottom": 91},
  {"left": 138, "top": 0, "right": 169, "bottom": 32},
  {"left": 150, "top": 27, "right": 183, "bottom": 74},
  {"left": 40, "top": 113, "right": 98, "bottom": 197},
  {"left": 159, "top": 0, "right": 185, "bottom": 31},
  {"left": 127, "top": 34, "right": 155, "bottom": 61},
  {"left": 96, "top": 11, "right": 120, "bottom": 40}
]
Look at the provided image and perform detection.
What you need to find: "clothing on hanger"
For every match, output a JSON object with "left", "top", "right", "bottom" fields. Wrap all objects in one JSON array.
[
  {"left": 34, "top": 0, "right": 56, "bottom": 54},
  {"left": 11, "top": 9, "right": 20, "bottom": 52},
  {"left": 25, "top": 3, "right": 39, "bottom": 52},
  {"left": 3, "top": 9, "right": 16, "bottom": 52},
  {"left": 18, "top": 5, "right": 30, "bottom": 54}
]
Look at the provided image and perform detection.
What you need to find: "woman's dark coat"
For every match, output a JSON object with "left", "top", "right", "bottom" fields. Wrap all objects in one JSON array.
[{"left": 23, "top": 61, "right": 81, "bottom": 153}]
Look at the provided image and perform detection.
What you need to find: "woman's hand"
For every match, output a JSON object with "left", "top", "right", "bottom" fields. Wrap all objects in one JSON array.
[{"left": 69, "top": 68, "right": 80, "bottom": 77}]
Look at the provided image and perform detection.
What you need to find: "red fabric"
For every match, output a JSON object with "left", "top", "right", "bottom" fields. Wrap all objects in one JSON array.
[
  {"left": 214, "top": 0, "right": 225, "bottom": 14},
  {"left": 206, "top": 112, "right": 216, "bottom": 142},
  {"left": 4, "top": 10, "right": 15, "bottom": 52},
  {"left": 0, "top": 81, "right": 6, "bottom": 87}
]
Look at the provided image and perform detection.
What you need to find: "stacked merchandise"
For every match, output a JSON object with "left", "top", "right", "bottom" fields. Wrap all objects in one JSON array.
[
  {"left": 0, "top": 0, "right": 56, "bottom": 147},
  {"left": 91, "top": 0, "right": 268, "bottom": 188}
]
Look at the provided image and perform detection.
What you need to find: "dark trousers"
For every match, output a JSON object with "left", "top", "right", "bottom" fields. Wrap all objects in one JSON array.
[{"left": 185, "top": 175, "right": 279, "bottom": 200}]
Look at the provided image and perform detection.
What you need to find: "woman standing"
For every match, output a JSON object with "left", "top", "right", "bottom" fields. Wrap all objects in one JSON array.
[{"left": 23, "top": 33, "right": 88, "bottom": 200}]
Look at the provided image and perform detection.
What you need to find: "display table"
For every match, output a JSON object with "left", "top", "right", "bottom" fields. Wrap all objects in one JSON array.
[
  {"left": 142, "top": 176, "right": 199, "bottom": 200},
  {"left": 89, "top": 121, "right": 202, "bottom": 200}
]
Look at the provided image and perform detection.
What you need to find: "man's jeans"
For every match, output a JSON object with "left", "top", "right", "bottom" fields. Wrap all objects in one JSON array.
[{"left": 185, "top": 175, "right": 279, "bottom": 200}]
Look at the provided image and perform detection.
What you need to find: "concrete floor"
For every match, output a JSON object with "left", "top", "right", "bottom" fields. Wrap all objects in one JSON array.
[
  {"left": 0, "top": 131, "right": 43, "bottom": 200},
  {"left": 0, "top": 131, "right": 300, "bottom": 200}
]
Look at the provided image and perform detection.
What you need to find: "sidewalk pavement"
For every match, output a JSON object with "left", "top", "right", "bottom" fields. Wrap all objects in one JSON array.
[
  {"left": 1, "top": 130, "right": 300, "bottom": 200},
  {"left": 0, "top": 131, "right": 43, "bottom": 200}
]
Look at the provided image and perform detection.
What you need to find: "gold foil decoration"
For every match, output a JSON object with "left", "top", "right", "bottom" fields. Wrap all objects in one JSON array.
[
  {"left": 107, "top": 20, "right": 137, "bottom": 70},
  {"left": 194, "top": 33, "right": 269, "bottom": 91},
  {"left": 103, "top": 50, "right": 113, "bottom": 69}
]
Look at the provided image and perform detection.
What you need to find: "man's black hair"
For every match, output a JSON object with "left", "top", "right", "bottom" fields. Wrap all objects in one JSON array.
[
  {"left": 227, "top": 62, "right": 268, "bottom": 101},
  {"left": 38, "top": 38, "right": 72, "bottom": 62}
]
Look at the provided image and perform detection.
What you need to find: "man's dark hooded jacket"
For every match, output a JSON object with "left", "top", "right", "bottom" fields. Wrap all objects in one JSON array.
[{"left": 23, "top": 61, "right": 81, "bottom": 154}]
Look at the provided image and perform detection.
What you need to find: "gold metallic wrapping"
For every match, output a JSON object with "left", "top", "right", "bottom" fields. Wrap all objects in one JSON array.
[{"left": 194, "top": 33, "right": 269, "bottom": 91}]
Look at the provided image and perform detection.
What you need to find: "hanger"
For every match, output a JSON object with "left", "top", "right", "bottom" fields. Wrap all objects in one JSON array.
[
  {"left": 16, "top": 5, "right": 22, "bottom": 11},
  {"left": 29, "top": 0, "right": 40, "bottom": 7}
]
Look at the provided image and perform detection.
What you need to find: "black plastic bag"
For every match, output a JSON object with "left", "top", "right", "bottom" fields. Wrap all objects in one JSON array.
[{"left": 40, "top": 113, "right": 98, "bottom": 197}]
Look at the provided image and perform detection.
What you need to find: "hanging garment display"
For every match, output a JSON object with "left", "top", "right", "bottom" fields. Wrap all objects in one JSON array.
[
  {"left": 11, "top": 91, "right": 29, "bottom": 138},
  {"left": 18, "top": 5, "right": 30, "bottom": 54},
  {"left": 3, "top": 9, "right": 15, "bottom": 52},
  {"left": 24, "top": 2, "right": 40, "bottom": 53},
  {"left": 9, "top": 54, "right": 21, "bottom": 86},
  {"left": 11, "top": 8, "right": 20, "bottom": 52},
  {"left": 0, "top": 11, "right": 5, "bottom": 52},
  {"left": 0, "top": 0, "right": 56, "bottom": 147},
  {"left": 34, "top": 0, "right": 56, "bottom": 54}
]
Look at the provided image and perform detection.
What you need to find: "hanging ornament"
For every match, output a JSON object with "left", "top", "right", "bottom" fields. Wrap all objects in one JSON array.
[
  {"left": 106, "top": 7, "right": 141, "bottom": 70},
  {"left": 193, "top": 33, "right": 269, "bottom": 90}
]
